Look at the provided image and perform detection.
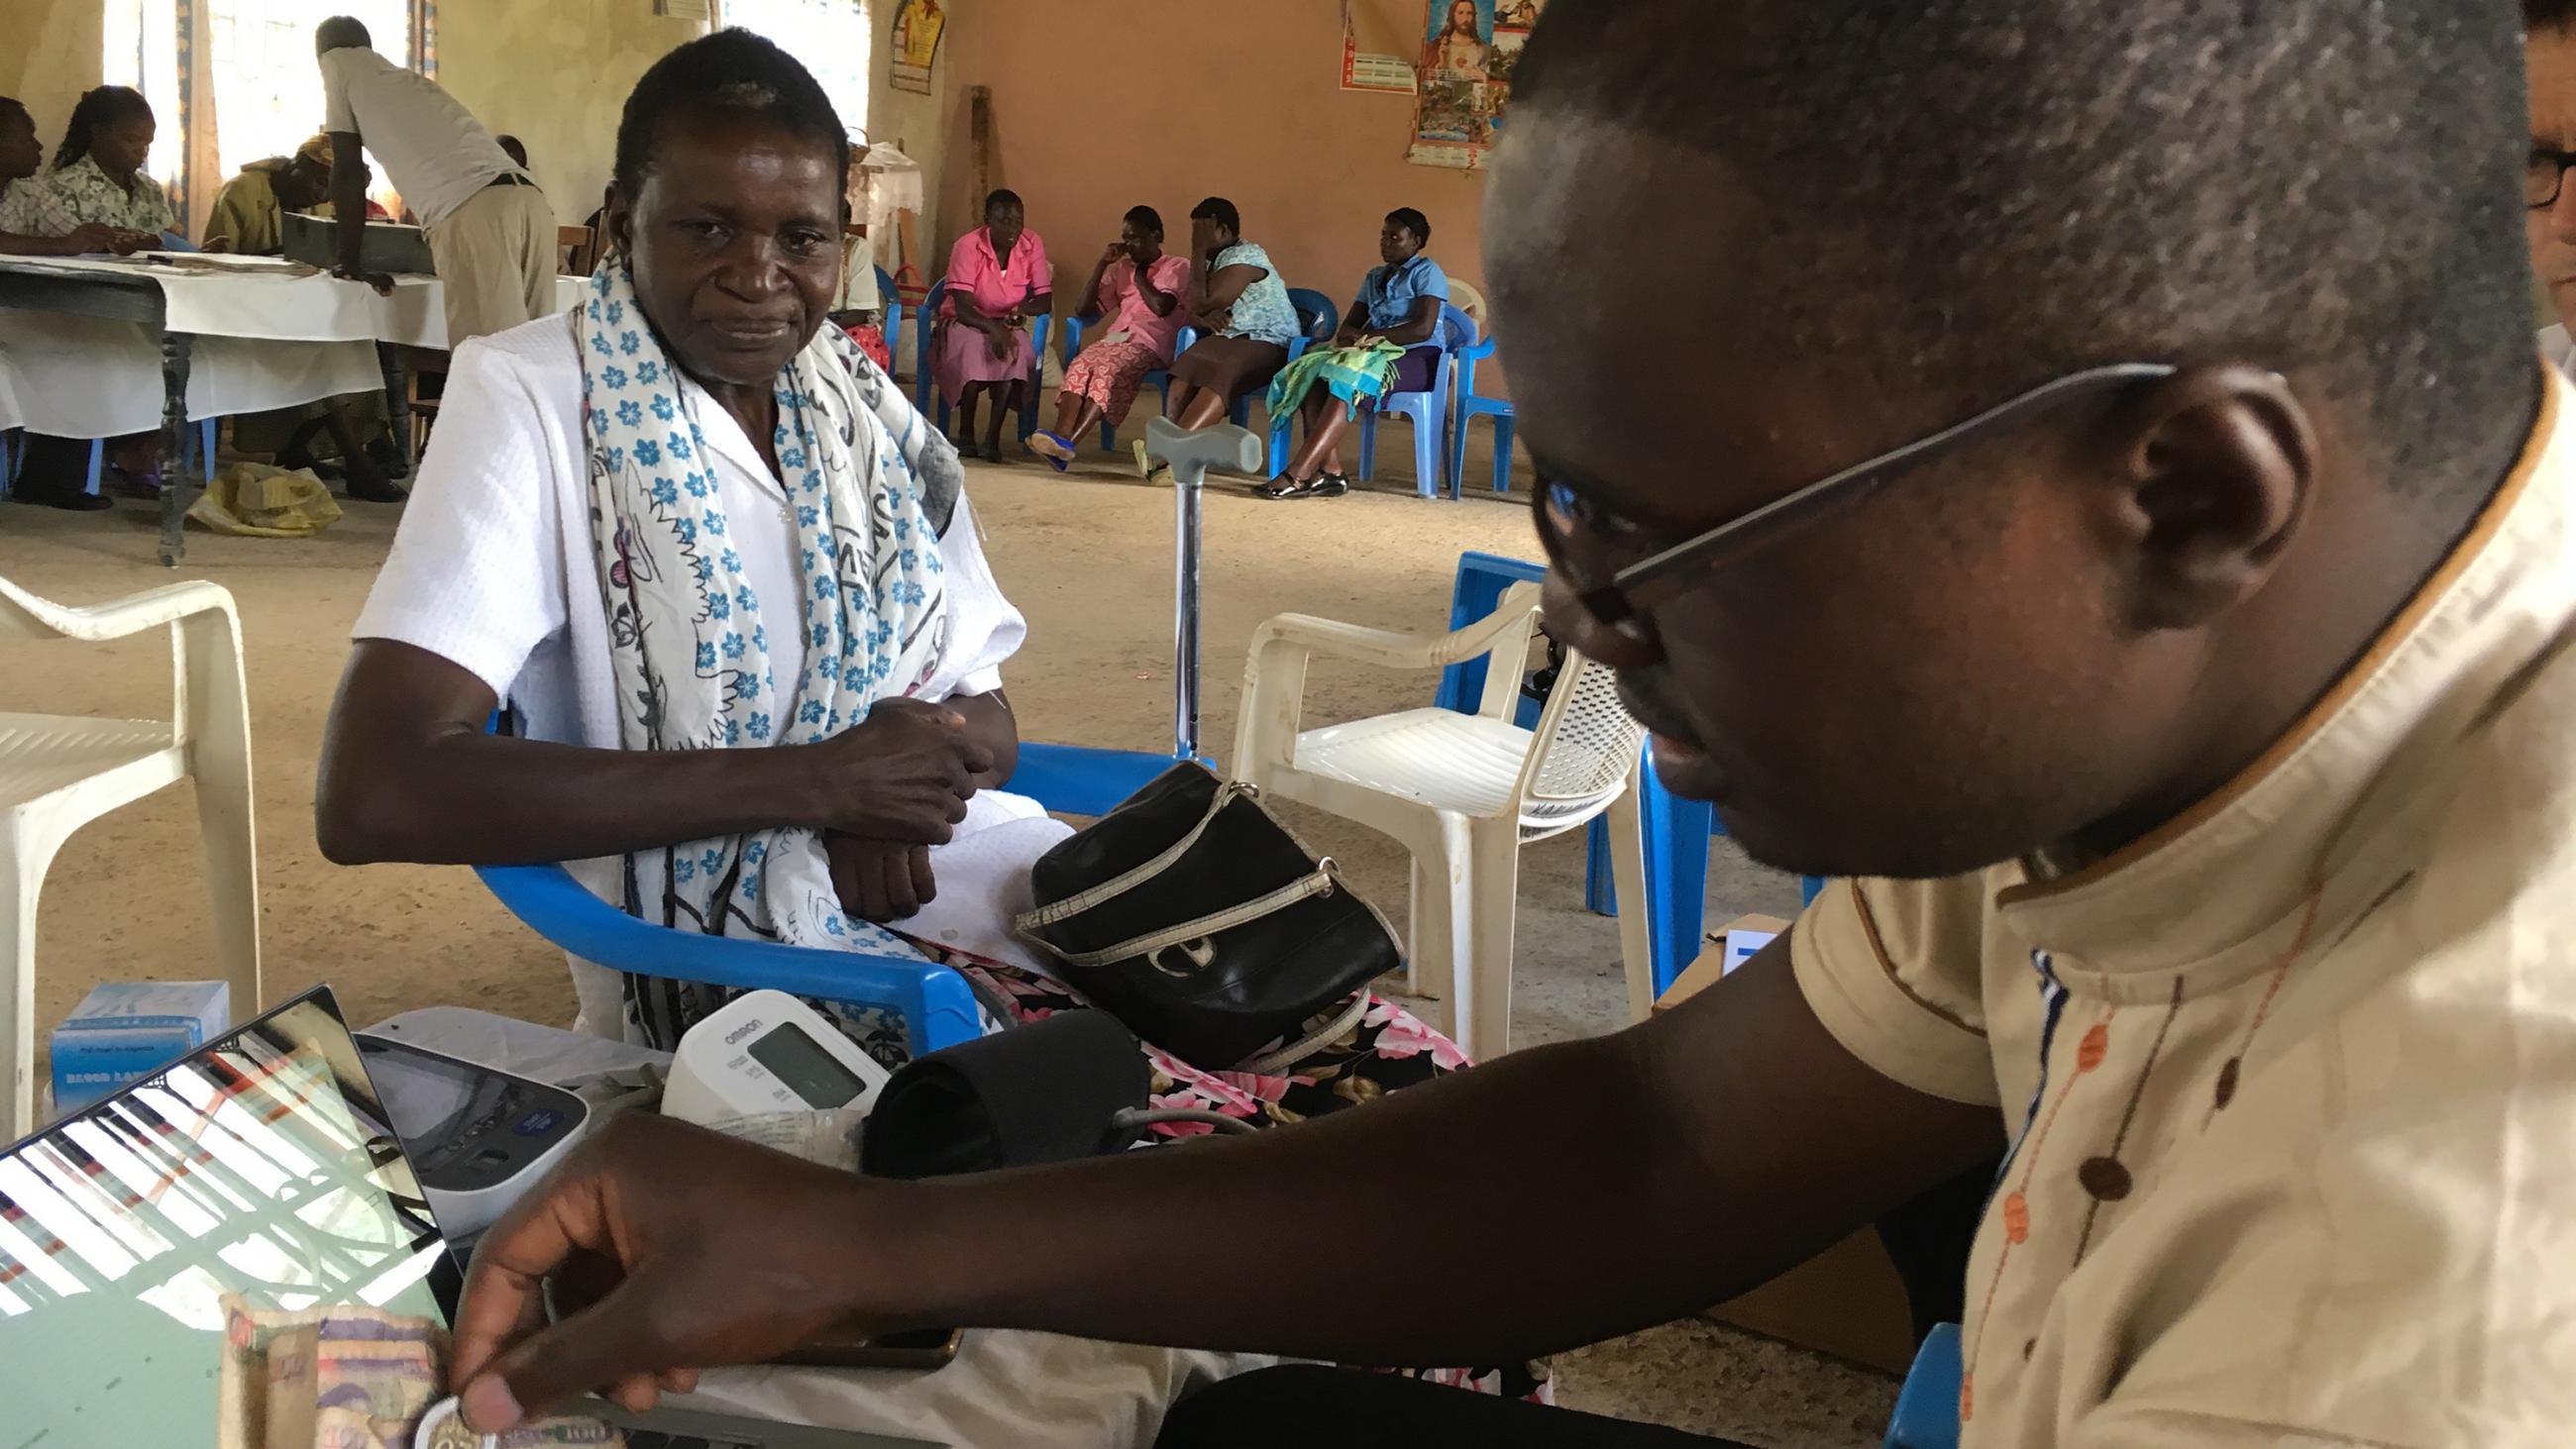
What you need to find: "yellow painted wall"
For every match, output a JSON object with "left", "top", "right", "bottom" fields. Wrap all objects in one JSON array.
[
  {"left": 431, "top": 0, "right": 709, "bottom": 225},
  {"left": 1, "top": 0, "right": 110, "bottom": 156}
]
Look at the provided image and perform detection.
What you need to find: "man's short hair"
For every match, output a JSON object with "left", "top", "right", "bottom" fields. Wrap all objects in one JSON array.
[
  {"left": 495, "top": 134, "right": 529, "bottom": 169},
  {"left": 0, "top": 97, "right": 29, "bottom": 132},
  {"left": 2530, "top": 0, "right": 2576, "bottom": 32},
  {"left": 1386, "top": 207, "right": 1432, "bottom": 245},
  {"left": 1512, "top": 0, "right": 2534, "bottom": 498},
  {"left": 1124, "top": 204, "right": 1164, "bottom": 240},
  {"left": 612, "top": 29, "right": 847, "bottom": 207},
  {"left": 315, "top": 16, "right": 373, "bottom": 53},
  {"left": 983, "top": 187, "right": 1022, "bottom": 217},
  {"left": 1191, "top": 196, "right": 1240, "bottom": 237}
]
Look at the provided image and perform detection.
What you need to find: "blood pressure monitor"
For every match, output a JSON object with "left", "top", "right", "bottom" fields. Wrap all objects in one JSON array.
[
  {"left": 353, "top": 1033, "right": 590, "bottom": 1237},
  {"left": 661, "top": 989, "right": 892, "bottom": 1127}
]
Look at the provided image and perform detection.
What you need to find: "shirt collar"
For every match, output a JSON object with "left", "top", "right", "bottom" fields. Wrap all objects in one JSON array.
[{"left": 1993, "top": 364, "right": 2576, "bottom": 983}]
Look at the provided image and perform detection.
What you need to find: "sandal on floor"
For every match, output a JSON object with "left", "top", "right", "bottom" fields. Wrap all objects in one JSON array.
[
  {"left": 1311, "top": 471, "right": 1351, "bottom": 498},
  {"left": 1028, "top": 431, "right": 1075, "bottom": 470},
  {"left": 1256, "top": 476, "right": 1318, "bottom": 499},
  {"left": 980, "top": 438, "right": 1005, "bottom": 465}
]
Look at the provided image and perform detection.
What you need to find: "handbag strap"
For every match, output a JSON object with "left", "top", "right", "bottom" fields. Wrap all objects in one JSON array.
[
  {"left": 1014, "top": 779, "right": 1255, "bottom": 933},
  {"left": 1028, "top": 863, "right": 1343, "bottom": 974},
  {"left": 1235, "top": 991, "right": 1372, "bottom": 1077}
]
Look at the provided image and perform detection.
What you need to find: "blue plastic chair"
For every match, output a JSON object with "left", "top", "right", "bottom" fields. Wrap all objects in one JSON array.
[
  {"left": 474, "top": 738, "right": 1195, "bottom": 1058},
  {"left": 56, "top": 419, "right": 221, "bottom": 501},
  {"left": 1206, "top": 290, "right": 1340, "bottom": 479},
  {"left": 912, "top": 275, "right": 1052, "bottom": 447},
  {"left": 1357, "top": 303, "right": 1473, "bottom": 498},
  {"left": 874, "top": 264, "right": 903, "bottom": 350},
  {"left": 1060, "top": 314, "right": 1194, "bottom": 456},
  {"left": 1882, "top": 1323, "right": 1962, "bottom": 1449},
  {"left": 1449, "top": 331, "right": 1515, "bottom": 493}
]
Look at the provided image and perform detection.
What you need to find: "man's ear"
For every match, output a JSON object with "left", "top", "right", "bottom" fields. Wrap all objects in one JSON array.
[{"left": 2099, "top": 363, "right": 2315, "bottom": 632}]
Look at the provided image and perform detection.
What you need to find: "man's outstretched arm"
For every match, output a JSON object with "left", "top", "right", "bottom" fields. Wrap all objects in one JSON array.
[{"left": 451, "top": 934, "right": 2002, "bottom": 1429}]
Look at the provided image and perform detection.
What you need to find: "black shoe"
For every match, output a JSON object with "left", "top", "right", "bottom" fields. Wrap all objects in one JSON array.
[
  {"left": 347, "top": 472, "right": 409, "bottom": 503},
  {"left": 17, "top": 485, "right": 114, "bottom": 511},
  {"left": 981, "top": 438, "right": 1006, "bottom": 464},
  {"left": 1311, "top": 472, "right": 1351, "bottom": 497}
]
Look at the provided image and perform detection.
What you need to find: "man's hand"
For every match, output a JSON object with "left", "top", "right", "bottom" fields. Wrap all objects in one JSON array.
[
  {"left": 806, "top": 697, "right": 992, "bottom": 843},
  {"left": 1103, "top": 240, "right": 1130, "bottom": 266},
  {"left": 449, "top": 1114, "right": 886, "bottom": 1432},
  {"left": 200, "top": 235, "right": 234, "bottom": 255},
  {"left": 333, "top": 263, "right": 396, "bottom": 294},
  {"left": 827, "top": 832, "right": 937, "bottom": 921}
]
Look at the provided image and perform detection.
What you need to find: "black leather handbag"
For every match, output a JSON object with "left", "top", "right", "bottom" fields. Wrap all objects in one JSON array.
[{"left": 1015, "top": 762, "right": 1402, "bottom": 1071}]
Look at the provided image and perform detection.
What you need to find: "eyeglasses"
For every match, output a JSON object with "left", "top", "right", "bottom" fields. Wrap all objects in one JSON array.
[
  {"left": 2529, "top": 149, "right": 2576, "bottom": 210},
  {"left": 1538, "top": 362, "right": 2180, "bottom": 626}
]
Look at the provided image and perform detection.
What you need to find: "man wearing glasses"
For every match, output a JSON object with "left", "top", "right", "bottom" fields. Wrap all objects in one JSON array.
[
  {"left": 2531, "top": 0, "right": 2576, "bottom": 374},
  {"left": 442, "top": 2, "right": 2576, "bottom": 1445}
]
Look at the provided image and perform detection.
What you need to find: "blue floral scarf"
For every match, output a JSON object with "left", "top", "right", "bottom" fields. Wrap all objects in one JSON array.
[{"left": 575, "top": 261, "right": 965, "bottom": 1049}]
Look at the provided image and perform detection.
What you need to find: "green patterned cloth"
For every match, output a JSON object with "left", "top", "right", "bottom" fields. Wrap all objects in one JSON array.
[{"left": 1263, "top": 338, "right": 1408, "bottom": 437}]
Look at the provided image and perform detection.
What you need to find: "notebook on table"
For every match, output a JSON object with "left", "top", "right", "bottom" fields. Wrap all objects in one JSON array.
[{"left": 0, "top": 984, "right": 940, "bottom": 1449}]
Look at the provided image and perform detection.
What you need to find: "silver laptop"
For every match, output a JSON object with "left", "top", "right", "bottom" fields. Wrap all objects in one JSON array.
[{"left": 0, "top": 985, "right": 937, "bottom": 1448}]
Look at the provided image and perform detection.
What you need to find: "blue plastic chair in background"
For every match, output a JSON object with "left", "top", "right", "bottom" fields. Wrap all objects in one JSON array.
[
  {"left": 1060, "top": 314, "right": 1195, "bottom": 456},
  {"left": 1449, "top": 330, "right": 1516, "bottom": 494},
  {"left": 874, "top": 264, "right": 903, "bottom": 352},
  {"left": 475, "top": 737, "right": 1194, "bottom": 1058},
  {"left": 1881, "top": 1323, "right": 1962, "bottom": 1449},
  {"left": 1357, "top": 303, "right": 1472, "bottom": 498},
  {"left": 911, "top": 276, "right": 1052, "bottom": 448}
]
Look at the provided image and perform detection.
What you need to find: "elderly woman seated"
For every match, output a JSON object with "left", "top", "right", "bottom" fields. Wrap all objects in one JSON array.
[
  {"left": 1028, "top": 204, "right": 1191, "bottom": 467},
  {"left": 318, "top": 31, "right": 1052, "bottom": 1054},
  {"left": 316, "top": 31, "right": 1468, "bottom": 1100},
  {"left": 1256, "top": 207, "right": 1451, "bottom": 500}
]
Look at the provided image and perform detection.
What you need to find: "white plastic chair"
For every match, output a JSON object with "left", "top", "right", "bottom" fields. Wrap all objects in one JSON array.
[
  {"left": 0, "top": 574, "right": 262, "bottom": 1136},
  {"left": 1233, "top": 583, "right": 1654, "bottom": 1059}
]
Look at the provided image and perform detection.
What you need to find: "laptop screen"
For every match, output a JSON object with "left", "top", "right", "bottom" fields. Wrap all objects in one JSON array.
[{"left": 0, "top": 986, "right": 459, "bottom": 1445}]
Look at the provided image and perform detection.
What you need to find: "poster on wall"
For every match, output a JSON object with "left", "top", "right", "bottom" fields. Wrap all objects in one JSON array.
[
  {"left": 1342, "top": 0, "right": 1419, "bottom": 92},
  {"left": 889, "top": 0, "right": 946, "bottom": 95},
  {"left": 1406, "top": 0, "right": 1546, "bottom": 169}
]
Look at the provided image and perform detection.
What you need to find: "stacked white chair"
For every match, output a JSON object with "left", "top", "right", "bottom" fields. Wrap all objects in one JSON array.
[
  {"left": 0, "top": 573, "right": 262, "bottom": 1135},
  {"left": 1233, "top": 583, "right": 1654, "bottom": 1059}
]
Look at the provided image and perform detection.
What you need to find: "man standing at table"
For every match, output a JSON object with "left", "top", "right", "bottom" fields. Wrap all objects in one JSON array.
[{"left": 314, "top": 16, "right": 556, "bottom": 346}]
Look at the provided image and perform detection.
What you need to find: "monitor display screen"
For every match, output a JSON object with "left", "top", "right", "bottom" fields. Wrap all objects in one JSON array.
[
  {"left": 748, "top": 1022, "right": 870, "bottom": 1108},
  {"left": 0, "top": 989, "right": 453, "bottom": 1446}
]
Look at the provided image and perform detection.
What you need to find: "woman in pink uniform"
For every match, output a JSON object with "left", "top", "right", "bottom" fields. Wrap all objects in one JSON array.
[
  {"left": 932, "top": 188, "right": 1053, "bottom": 462},
  {"left": 1029, "top": 204, "right": 1191, "bottom": 468}
]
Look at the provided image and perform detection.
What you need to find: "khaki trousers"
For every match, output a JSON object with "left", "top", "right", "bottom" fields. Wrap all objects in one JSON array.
[{"left": 424, "top": 180, "right": 560, "bottom": 346}]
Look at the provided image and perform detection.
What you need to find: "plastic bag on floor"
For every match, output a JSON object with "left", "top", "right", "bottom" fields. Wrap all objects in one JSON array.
[{"left": 186, "top": 460, "right": 345, "bottom": 538}]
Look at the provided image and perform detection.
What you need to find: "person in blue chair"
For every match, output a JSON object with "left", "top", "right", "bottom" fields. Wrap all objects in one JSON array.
[
  {"left": 1029, "top": 204, "right": 1191, "bottom": 468},
  {"left": 316, "top": 30, "right": 1071, "bottom": 1055},
  {"left": 446, "top": 1, "right": 2576, "bottom": 1445},
  {"left": 0, "top": 85, "right": 182, "bottom": 509},
  {"left": 1162, "top": 197, "right": 1300, "bottom": 432},
  {"left": 1255, "top": 206, "right": 1451, "bottom": 500}
]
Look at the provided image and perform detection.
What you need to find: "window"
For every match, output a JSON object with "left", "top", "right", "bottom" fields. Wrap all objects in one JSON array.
[
  {"left": 715, "top": 0, "right": 873, "bottom": 144},
  {"left": 101, "top": 0, "right": 426, "bottom": 227}
]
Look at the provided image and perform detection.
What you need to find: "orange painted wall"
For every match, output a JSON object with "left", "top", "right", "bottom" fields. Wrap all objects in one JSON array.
[{"left": 948, "top": 0, "right": 1500, "bottom": 386}]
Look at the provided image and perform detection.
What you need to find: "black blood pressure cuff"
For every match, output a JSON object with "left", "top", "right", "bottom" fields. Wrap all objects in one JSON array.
[{"left": 858, "top": 1009, "right": 1151, "bottom": 1180}]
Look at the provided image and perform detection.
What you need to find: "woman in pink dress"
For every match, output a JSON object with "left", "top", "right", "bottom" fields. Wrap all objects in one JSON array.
[
  {"left": 1029, "top": 204, "right": 1192, "bottom": 467},
  {"left": 932, "top": 188, "right": 1053, "bottom": 462}
]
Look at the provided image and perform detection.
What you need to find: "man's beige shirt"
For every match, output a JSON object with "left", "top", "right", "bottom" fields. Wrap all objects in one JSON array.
[{"left": 1794, "top": 368, "right": 2576, "bottom": 1445}]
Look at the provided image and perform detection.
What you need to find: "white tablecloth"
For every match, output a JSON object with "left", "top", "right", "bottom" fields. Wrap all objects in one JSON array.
[{"left": 0, "top": 254, "right": 587, "bottom": 437}]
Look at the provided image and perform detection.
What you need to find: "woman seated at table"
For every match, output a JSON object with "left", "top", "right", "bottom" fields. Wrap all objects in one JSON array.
[
  {"left": 932, "top": 187, "right": 1051, "bottom": 463},
  {"left": 1256, "top": 207, "right": 1450, "bottom": 501},
  {"left": 0, "top": 96, "right": 149, "bottom": 258},
  {"left": 1160, "top": 197, "right": 1300, "bottom": 435},
  {"left": 1027, "top": 205, "right": 1189, "bottom": 467},
  {"left": 1, "top": 85, "right": 183, "bottom": 509}
]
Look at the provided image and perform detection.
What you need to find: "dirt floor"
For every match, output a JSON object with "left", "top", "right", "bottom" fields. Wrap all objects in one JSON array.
[{"left": 0, "top": 440, "right": 1894, "bottom": 1448}]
